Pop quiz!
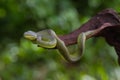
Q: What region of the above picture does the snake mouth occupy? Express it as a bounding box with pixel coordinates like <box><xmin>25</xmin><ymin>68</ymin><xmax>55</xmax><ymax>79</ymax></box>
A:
<box><xmin>24</xmin><ymin>33</ymin><xmax>37</xmax><ymax>41</ymax></box>
<box><xmin>24</xmin><ymin>35</ymin><xmax>36</xmax><ymax>40</ymax></box>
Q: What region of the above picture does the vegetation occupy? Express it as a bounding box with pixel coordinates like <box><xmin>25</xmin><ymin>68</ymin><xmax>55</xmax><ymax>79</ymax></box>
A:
<box><xmin>0</xmin><ymin>0</ymin><xmax>120</xmax><ymax>80</ymax></box>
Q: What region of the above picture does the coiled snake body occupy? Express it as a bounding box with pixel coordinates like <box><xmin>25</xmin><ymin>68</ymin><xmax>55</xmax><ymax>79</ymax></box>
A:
<box><xmin>24</xmin><ymin>29</ymin><xmax>97</xmax><ymax>62</ymax></box>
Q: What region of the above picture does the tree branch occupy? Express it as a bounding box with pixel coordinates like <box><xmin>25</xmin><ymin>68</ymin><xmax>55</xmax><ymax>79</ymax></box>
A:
<box><xmin>59</xmin><ymin>8</ymin><xmax>120</xmax><ymax>46</ymax></box>
<box><xmin>58</xmin><ymin>8</ymin><xmax>120</xmax><ymax>64</ymax></box>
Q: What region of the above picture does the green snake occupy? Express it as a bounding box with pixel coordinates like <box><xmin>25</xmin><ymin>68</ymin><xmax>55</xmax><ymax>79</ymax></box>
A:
<box><xmin>24</xmin><ymin>29</ymin><xmax>96</xmax><ymax>62</ymax></box>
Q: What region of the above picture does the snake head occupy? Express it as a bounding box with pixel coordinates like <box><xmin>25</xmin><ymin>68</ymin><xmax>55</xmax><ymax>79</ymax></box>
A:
<box><xmin>24</xmin><ymin>31</ymin><xmax>37</xmax><ymax>41</ymax></box>
<box><xmin>24</xmin><ymin>29</ymin><xmax>57</xmax><ymax>48</ymax></box>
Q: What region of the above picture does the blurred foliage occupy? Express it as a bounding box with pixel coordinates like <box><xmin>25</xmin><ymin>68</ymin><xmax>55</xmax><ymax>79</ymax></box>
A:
<box><xmin>0</xmin><ymin>0</ymin><xmax>120</xmax><ymax>80</ymax></box>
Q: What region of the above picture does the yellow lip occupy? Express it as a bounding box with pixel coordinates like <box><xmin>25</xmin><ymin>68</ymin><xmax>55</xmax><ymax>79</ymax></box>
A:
<box><xmin>24</xmin><ymin>35</ymin><xmax>36</xmax><ymax>40</ymax></box>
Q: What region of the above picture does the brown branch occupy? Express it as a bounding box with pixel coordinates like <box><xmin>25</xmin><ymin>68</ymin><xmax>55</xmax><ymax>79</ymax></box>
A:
<box><xmin>59</xmin><ymin>8</ymin><xmax>120</xmax><ymax>46</ymax></box>
<box><xmin>58</xmin><ymin>8</ymin><xmax>120</xmax><ymax>64</ymax></box>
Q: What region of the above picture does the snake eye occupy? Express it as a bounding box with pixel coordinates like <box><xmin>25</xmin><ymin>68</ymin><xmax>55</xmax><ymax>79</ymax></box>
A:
<box><xmin>24</xmin><ymin>31</ymin><xmax>37</xmax><ymax>40</ymax></box>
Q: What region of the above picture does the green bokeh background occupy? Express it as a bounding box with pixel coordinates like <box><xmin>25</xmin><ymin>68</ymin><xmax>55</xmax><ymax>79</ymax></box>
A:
<box><xmin>0</xmin><ymin>0</ymin><xmax>120</xmax><ymax>80</ymax></box>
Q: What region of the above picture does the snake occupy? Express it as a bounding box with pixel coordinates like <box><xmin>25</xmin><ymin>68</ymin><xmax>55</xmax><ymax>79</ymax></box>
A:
<box><xmin>24</xmin><ymin>29</ymin><xmax>96</xmax><ymax>62</ymax></box>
